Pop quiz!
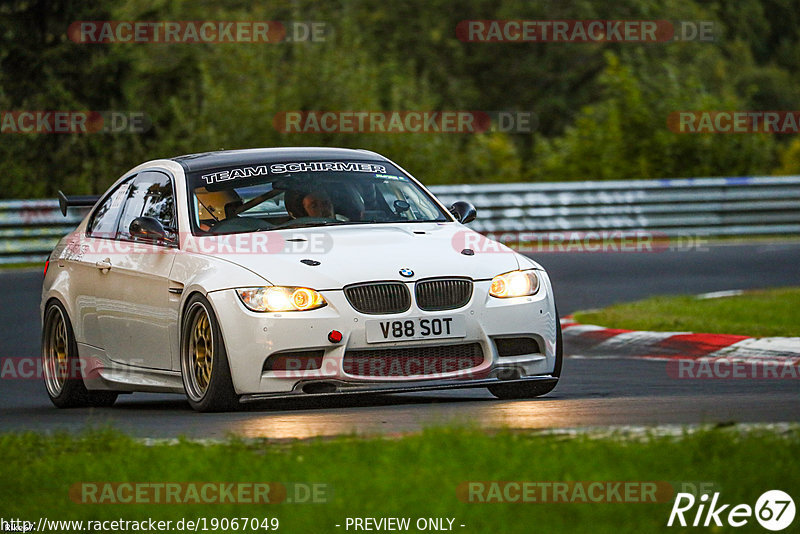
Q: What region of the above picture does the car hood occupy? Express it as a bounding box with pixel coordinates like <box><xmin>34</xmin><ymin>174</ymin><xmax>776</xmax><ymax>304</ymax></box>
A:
<box><xmin>198</xmin><ymin>223</ymin><xmax>522</xmax><ymax>289</ymax></box>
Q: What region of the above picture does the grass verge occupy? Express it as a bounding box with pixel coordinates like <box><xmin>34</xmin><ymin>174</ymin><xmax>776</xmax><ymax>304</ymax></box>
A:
<box><xmin>0</xmin><ymin>261</ymin><xmax>43</xmax><ymax>271</ymax></box>
<box><xmin>573</xmin><ymin>287</ymin><xmax>800</xmax><ymax>337</ymax></box>
<box><xmin>0</xmin><ymin>426</ymin><xmax>797</xmax><ymax>533</ymax></box>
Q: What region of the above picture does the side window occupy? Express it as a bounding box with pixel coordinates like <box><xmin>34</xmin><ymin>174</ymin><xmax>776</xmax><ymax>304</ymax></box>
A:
<box><xmin>117</xmin><ymin>171</ymin><xmax>176</xmax><ymax>244</ymax></box>
<box><xmin>87</xmin><ymin>181</ymin><xmax>132</xmax><ymax>239</ymax></box>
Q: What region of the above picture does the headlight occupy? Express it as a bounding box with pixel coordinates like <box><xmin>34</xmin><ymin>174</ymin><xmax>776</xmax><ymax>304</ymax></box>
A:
<box><xmin>489</xmin><ymin>270</ymin><xmax>540</xmax><ymax>298</ymax></box>
<box><xmin>236</xmin><ymin>287</ymin><xmax>327</xmax><ymax>312</ymax></box>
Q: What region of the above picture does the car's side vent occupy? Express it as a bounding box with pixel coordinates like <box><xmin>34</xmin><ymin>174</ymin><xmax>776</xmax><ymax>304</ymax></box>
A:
<box><xmin>493</xmin><ymin>337</ymin><xmax>542</xmax><ymax>357</ymax></box>
<box><xmin>344</xmin><ymin>282</ymin><xmax>411</xmax><ymax>314</ymax></box>
<box><xmin>263</xmin><ymin>349</ymin><xmax>325</xmax><ymax>372</ymax></box>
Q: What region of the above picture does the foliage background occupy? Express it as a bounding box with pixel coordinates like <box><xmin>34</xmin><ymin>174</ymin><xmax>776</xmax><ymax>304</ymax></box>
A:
<box><xmin>2</xmin><ymin>0</ymin><xmax>800</xmax><ymax>198</ymax></box>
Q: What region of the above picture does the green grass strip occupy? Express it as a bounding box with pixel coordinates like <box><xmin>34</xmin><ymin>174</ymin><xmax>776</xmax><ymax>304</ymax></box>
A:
<box><xmin>573</xmin><ymin>287</ymin><xmax>800</xmax><ymax>337</ymax></box>
<box><xmin>0</xmin><ymin>426</ymin><xmax>797</xmax><ymax>533</ymax></box>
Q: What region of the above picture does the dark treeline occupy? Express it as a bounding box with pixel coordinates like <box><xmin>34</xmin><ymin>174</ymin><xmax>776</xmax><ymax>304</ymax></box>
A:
<box><xmin>1</xmin><ymin>0</ymin><xmax>800</xmax><ymax>198</ymax></box>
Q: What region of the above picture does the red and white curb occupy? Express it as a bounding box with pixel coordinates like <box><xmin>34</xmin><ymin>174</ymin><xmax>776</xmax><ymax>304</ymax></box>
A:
<box><xmin>560</xmin><ymin>316</ymin><xmax>800</xmax><ymax>378</ymax></box>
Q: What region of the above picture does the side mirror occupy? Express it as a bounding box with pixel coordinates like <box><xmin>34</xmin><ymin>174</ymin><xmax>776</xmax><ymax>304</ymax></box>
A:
<box><xmin>129</xmin><ymin>216</ymin><xmax>167</xmax><ymax>241</ymax></box>
<box><xmin>449</xmin><ymin>201</ymin><xmax>477</xmax><ymax>224</ymax></box>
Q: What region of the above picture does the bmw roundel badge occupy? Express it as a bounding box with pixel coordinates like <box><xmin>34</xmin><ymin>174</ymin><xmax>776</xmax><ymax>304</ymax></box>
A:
<box><xmin>399</xmin><ymin>268</ymin><xmax>414</xmax><ymax>278</ymax></box>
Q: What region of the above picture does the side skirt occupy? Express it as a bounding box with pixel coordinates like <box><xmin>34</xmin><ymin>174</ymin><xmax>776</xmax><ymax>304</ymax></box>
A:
<box><xmin>76</xmin><ymin>343</ymin><xmax>184</xmax><ymax>393</ymax></box>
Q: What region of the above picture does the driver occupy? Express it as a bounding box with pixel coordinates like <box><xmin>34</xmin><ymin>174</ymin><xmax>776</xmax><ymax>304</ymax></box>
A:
<box><xmin>285</xmin><ymin>189</ymin><xmax>335</xmax><ymax>219</ymax></box>
<box><xmin>302</xmin><ymin>190</ymin><xmax>335</xmax><ymax>218</ymax></box>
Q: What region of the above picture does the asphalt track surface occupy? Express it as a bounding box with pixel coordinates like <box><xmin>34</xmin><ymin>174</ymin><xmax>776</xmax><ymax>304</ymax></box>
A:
<box><xmin>1</xmin><ymin>242</ymin><xmax>798</xmax><ymax>438</ymax></box>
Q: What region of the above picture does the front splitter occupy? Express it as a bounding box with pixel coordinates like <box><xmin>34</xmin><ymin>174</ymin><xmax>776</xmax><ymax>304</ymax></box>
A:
<box><xmin>239</xmin><ymin>375</ymin><xmax>558</xmax><ymax>403</ymax></box>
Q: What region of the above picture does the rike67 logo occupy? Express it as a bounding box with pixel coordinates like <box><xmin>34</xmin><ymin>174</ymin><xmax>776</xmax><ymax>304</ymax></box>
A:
<box><xmin>668</xmin><ymin>490</ymin><xmax>795</xmax><ymax>530</ymax></box>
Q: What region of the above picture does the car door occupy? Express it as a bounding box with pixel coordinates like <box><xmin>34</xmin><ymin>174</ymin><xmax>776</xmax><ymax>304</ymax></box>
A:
<box><xmin>67</xmin><ymin>178</ymin><xmax>133</xmax><ymax>351</ymax></box>
<box><xmin>93</xmin><ymin>170</ymin><xmax>179</xmax><ymax>370</ymax></box>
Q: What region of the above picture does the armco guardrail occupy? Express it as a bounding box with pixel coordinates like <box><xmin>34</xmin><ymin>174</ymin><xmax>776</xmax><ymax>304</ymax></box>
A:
<box><xmin>431</xmin><ymin>176</ymin><xmax>800</xmax><ymax>237</ymax></box>
<box><xmin>0</xmin><ymin>200</ymin><xmax>87</xmax><ymax>265</ymax></box>
<box><xmin>1</xmin><ymin>176</ymin><xmax>799</xmax><ymax>265</ymax></box>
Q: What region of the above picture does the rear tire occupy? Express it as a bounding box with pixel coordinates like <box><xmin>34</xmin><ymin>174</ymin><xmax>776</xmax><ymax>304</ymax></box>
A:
<box><xmin>488</xmin><ymin>309</ymin><xmax>563</xmax><ymax>400</ymax></box>
<box><xmin>42</xmin><ymin>300</ymin><xmax>118</xmax><ymax>408</ymax></box>
<box><xmin>180</xmin><ymin>294</ymin><xmax>239</xmax><ymax>412</ymax></box>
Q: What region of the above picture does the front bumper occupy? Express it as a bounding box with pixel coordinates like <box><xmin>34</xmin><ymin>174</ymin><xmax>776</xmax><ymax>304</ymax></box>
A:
<box><xmin>208</xmin><ymin>275</ymin><xmax>558</xmax><ymax>396</ymax></box>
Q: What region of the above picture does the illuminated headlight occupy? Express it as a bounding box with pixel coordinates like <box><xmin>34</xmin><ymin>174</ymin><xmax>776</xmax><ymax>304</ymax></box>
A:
<box><xmin>489</xmin><ymin>270</ymin><xmax>540</xmax><ymax>298</ymax></box>
<box><xmin>236</xmin><ymin>287</ymin><xmax>327</xmax><ymax>312</ymax></box>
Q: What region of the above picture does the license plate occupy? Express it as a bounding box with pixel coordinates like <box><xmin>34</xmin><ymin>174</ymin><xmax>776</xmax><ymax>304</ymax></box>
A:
<box><xmin>365</xmin><ymin>316</ymin><xmax>466</xmax><ymax>343</ymax></box>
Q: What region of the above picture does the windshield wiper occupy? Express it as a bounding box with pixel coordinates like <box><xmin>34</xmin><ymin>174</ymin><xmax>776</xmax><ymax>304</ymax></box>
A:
<box><xmin>273</xmin><ymin>220</ymin><xmax>355</xmax><ymax>230</ymax></box>
<box><xmin>271</xmin><ymin>219</ymin><xmax>443</xmax><ymax>231</ymax></box>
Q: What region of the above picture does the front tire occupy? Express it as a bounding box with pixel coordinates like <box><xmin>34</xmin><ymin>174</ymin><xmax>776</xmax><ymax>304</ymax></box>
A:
<box><xmin>488</xmin><ymin>311</ymin><xmax>563</xmax><ymax>400</ymax></box>
<box><xmin>180</xmin><ymin>294</ymin><xmax>239</xmax><ymax>412</ymax></box>
<box><xmin>42</xmin><ymin>300</ymin><xmax>118</xmax><ymax>408</ymax></box>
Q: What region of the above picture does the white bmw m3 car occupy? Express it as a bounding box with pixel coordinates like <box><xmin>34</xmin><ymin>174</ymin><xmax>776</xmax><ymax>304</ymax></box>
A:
<box><xmin>42</xmin><ymin>148</ymin><xmax>561</xmax><ymax>411</ymax></box>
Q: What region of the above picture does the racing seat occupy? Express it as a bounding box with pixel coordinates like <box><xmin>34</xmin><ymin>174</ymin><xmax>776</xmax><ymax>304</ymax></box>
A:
<box><xmin>283</xmin><ymin>189</ymin><xmax>307</xmax><ymax>218</ymax></box>
<box><xmin>330</xmin><ymin>184</ymin><xmax>365</xmax><ymax>221</ymax></box>
<box><xmin>224</xmin><ymin>200</ymin><xmax>244</xmax><ymax>219</ymax></box>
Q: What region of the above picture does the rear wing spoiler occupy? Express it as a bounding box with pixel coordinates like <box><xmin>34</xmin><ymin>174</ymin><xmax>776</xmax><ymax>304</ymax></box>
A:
<box><xmin>57</xmin><ymin>191</ymin><xmax>100</xmax><ymax>216</ymax></box>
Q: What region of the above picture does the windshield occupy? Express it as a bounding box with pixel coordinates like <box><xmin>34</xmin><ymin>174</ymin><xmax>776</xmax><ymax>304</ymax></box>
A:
<box><xmin>187</xmin><ymin>160</ymin><xmax>450</xmax><ymax>235</ymax></box>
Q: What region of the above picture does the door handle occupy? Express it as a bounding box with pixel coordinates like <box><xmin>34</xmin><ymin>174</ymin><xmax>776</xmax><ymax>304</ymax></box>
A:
<box><xmin>95</xmin><ymin>258</ymin><xmax>112</xmax><ymax>271</ymax></box>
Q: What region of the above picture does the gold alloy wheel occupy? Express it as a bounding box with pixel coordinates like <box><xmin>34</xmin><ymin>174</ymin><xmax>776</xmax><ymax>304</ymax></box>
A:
<box><xmin>186</xmin><ymin>304</ymin><xmax>214</xmax><ymax>400</ymax></box>
<box><xmin>43</xmin><ymin>306</ymin><xmax>69</xmax><ymax>397</ymax></box>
